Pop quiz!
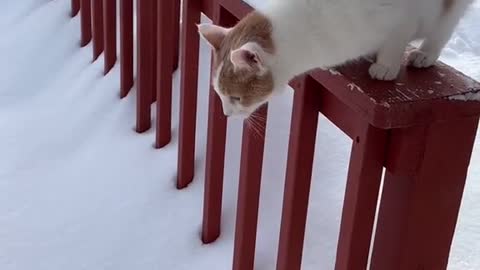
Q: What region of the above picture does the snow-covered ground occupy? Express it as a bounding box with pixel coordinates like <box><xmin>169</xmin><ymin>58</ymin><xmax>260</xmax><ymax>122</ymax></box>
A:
<box><xmin>0</xmin><ymin>0</ymin><xmax>479</xmax><ymax>269</ymax></box>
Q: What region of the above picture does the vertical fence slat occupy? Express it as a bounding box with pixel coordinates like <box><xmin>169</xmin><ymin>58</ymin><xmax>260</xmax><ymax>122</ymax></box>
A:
<box><xmin>201</xmin><ymin>4</ymin><xmax>237</xmax><ymax>244</ymax></box>
<box><xmin>80</xmin><ymin>0</ymin><xmax>91</xmax><ymax>47</ymax></box>
<box><xmin>155</xmin><ymin>0</ymin><xmax>175</xmax><ymax>148</ymax></box>
<box><xmin>334</xmin><ymin>124</ymin><xmax>387</xmax><ymax>270</ymax></box>
<box><xmin>202</xmin><ymin>86</ymin><xmax>228</xmax><ymax>243</ymax></box>
<box><xmin>136</xmin><ymin>0</ymin><xmax>156</xmax><ymax>132</ymax></box>
<box><xmin>177</xmin><ymin>0</ymin><xmax>201</xmax><ymax>189</ymax></box>
<box><xmin>172</xmin><ymin>0</ymin><xmax>181</xmax><ymax>71</ymax></box>
<box><xmin>232</xmin><ymin>107</ymin><xmax>268</xmax><ymax>270</ymax></box>
<box><xmin>103</xmin><ymin>0</ymin><xmax>117</xmax><ymax>74</ymax></box>
<box><xmin>91</xmin><ymin>0</ymin><xmax>104</xmax><ymax>60</ymax></box>
<box><xmin>120</xmin><ymin>0</ymin><xmax>133</xmax><ymax>98</ymax></box>
<box><xmin>71</xmin><ymin>0</ymin><xmax>80</xmax><ymax>17</ymax></box>
<box><xmin>276</xmin><ymin>75</ymin><xmax>319</xmax><ymax>270</ymax></box>
<box><xmin>151</xmin><ymin>1</ymin><xmax>158</xmax><ymax>104</ymax></box>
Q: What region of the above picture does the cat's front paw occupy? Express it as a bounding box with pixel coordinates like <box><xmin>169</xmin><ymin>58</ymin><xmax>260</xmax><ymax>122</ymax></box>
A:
<box><xmin>369</xmin><ymin>63</ymin><xmax>400</xmax><ymax>81</ymax></box>
<box><xmin>408</xmin><ymin>49</ymin><xmax>438</xmax><ymax>68</ymax></box>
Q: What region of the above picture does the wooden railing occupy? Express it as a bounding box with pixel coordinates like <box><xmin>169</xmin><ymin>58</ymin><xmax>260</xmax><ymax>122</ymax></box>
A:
<box><xmin>71</xmin><ymin>1</ymin><xmax>480</xmax><ymax>269</ymax></box>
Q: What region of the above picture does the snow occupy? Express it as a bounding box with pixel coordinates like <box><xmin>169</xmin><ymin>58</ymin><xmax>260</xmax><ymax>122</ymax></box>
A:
<box><xmin>0</xmin><ymin>1</ymin><xmax>479</xmax><ymax>270</ymax></box>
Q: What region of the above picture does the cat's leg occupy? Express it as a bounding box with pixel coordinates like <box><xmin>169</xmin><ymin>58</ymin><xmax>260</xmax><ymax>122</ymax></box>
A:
<box><xmin>408</xmin><ymin>5</ymin><xmax>467</xmax><ymax>68</ymax></box>
<box><xmin>369</xmin><ymin>23</ymin><xmax>416</xmax><ymax>81</ymax></box>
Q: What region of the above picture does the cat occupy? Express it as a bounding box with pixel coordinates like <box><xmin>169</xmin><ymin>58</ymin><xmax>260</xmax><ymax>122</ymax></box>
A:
<box><xmin>198</xmin><ymin>0</ymin><xmax>474</xmax><ymax>118</ymax></box>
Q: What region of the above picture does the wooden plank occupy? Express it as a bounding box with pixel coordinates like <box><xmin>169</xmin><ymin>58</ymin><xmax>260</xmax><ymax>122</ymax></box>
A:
<box><xmin>177</xmin><ymin>0</ymin><xmax>202</xmax><ymax>189</ymax></box>
<box><xmin>80</xmin><ymin>0</ymin><xmax>91</xmax><ymax>47</ymax></box>
<box><xmin>103</xmin><ymin>0</ymin><xmax>116</xmax><ymax>74</ymax></box>
<box><xmin>276</xmin><ymin>75</ymin><xmax>320</xmax><ymax>270</ymax></box>
<box><xmin>120</xmin><ymin>0</ymin><xmax>134</xmax><ymax>98</ymax></box>
<box><xmin>371</xmin><ymin>117</ymin><xmax>479</xmax><ymax>270</ymax></box>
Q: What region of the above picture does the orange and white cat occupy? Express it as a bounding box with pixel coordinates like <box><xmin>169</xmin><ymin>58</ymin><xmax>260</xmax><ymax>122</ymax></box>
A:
<box><xmin>198</xmin><ymin>0</ymin><xmax>474</xmax><ymax>118</ymax></box>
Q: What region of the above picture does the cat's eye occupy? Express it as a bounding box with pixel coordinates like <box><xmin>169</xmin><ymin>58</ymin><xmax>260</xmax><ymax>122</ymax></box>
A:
<box><xmin>230</xmin><ymin>96</ymin><xmax>241</xmax><ymax>103</ymax></box>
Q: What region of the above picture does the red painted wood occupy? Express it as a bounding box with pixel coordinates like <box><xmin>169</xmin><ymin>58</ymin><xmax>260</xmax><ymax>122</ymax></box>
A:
<box><xmin>276</xmin><ymin>75</ymin><xmax>319</xmax><ymax>270</ymax></box>
<box><xmin>172</xmin><ymin>0</ymin><xmax>181</xmax><ymax>71</ymax></box>
<box><xmin>103</xmin><ymin>0</ymin><xmax>116</xmax><ymax>75</ymax></box>
<box><xmin>120</xmin><ymin>0</ymin><xmax>133</xmax><ymax>98</ymax></box>
<box><xmin>218</xmin><ymin>0</ymin><xmax>253</xmax><ymax>18</ymax></box>
<box><xmin>177</xmin><ymin>0</ymin><xmax>201</xmax><ymax>189</ymax></box>
<box><xmin>310</xmin><ymin>56</ymin><xmax>480</xmax><ymax>129</ymax></box>
<box><xmin>135</xmin><ymin>0</ymin><xmax>156</xmax><ymax>133</ymax></box>
<box><xmin>80</xmin><ymin>0</ymin><xmax>91</xmax><ymax>47</ymax></box>
<box><xmin>334</xmin><ymin>123</ymin><xmax>387</xmax><ymax>270</ymax></box>
<box><xmin>371</xmin><ymin>117</ymin><xmax>479</xmax><ymax>270</ymax></box>
<box><xmin>91</xmin><ymin>0</ymin><xmax>104</xmax><ymax>61</ymax></box>
<box><xmin>232</xmin><ymin>106</ymin><xmax>268</xmax><ymax>270</ymax></box>
<box><xmin>155</xmin><ymin>0</ymin><xmax>175</xmax><ymax>148</ymax></box>
<box><xmin>151</xmin><ymin>0</ymin><xmax>158</xmax><ymax>105</ymax></box>
<box><xmin>201</xmin><ymin>4</ymin><xmax>238</xmax><ymax>244</ymax></box>
<box><xmin>202</xmin><ymin>86</ymin><xmax>228</xmax><ymax>244</ymax></box>
<box><xmin>71</xmin><ymin>0</ymin><xmax>80</xmax><ymax>17</ymax></box>
<box><xmin>201</xmin><ymin>0</ymin><xmax>215</xmax><ymax>18</ymax></box>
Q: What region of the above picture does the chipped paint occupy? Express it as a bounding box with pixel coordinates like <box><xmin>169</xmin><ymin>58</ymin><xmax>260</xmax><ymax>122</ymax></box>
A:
<box><xmin>380</xmin><ymin>101</ymin><xmax>391</xmax><ymax>108</ymax></box>
<box><xmin>328</xmin><ymin>69</ymin><xmax>342</xmax><ymax>76</ymax></box>
<box><xmin>395</xmin><ymin>88</ymin><xmax>413</xmax><ymax>100</ymax></box>
<box><xmin>448</xmin><ymin>91</ymin><xmax>480</xmax><ymax>101</ymax></box>
<box><xmin>347</xmin><ymin>82</ymin><xmax>363</xmax><ymax>93</ymax></box>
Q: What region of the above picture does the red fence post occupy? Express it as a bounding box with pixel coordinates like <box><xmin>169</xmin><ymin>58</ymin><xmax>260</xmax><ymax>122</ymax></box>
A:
<box><xmin>91</xmin><ymin>0</ymin><xmax>104</xmax><ymax>61</ymax></box>
<box><xmin>155</xmin><ymin>0</ymin><xmax>176</xmax><ymax>148</ymax></box>
<box><xmin>136</xmin><ymin>0</ymin><xmax>156</xmax><ymax>133</ymax></box>
<box><xmin>276</xmin><ymin>75</ymin><xmax>319</xmax><ymax>270</ymax></box>
<box><xmin>334</xmin><ymin>123</ymin><xmax>387</xmax><ymax>270</ymax></box>
<box><xmin>202</xmin><ymin>85</ymin><xmax>228</xmax><ymax>243</ymax></box>
<box><xmin>177</xmin><ymin>0</ymin><xmax>201</xmax><ymax>189</ymax></box>
<box><xmin>370</xmin><ymin>117</ymin><xmax>479</xmax><ymax>270</ymax></box>
<box><xmin>120</xmin><ymin>0</ymin><xmax>133</xmax><ymax>98</ymax></box>
<box><xmin>172</xmin><ymin>0</ymin><xmax>181</xmax><ymax>71</ymax></box>
<box><xmin>201</xmin><ymin>4</ymin><xmax>237</xmax><ymax>244</ymax></box>
<box><xmin>103</xmin><ymin>0</ymin><xmax>117</xmax><ymax>74</ymax></box>
<box><xmin>80</xmin><ymin>0</ymin><xmax>91</xmax><ymax>47</ymax></box>
<box><xmin>71</xmin><ymin>0</ymin><xmax>80</xmax><ymax>17</ymax></box>
<box><xmin>232</xmin><ymin>106</ymin><xmax>268</xmax><ymax>270</ymax></box>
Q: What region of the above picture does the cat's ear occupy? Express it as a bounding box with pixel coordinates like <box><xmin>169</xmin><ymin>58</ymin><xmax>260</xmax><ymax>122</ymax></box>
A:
<box><xmin>197</xmin><ymin>23</ymin><xmax>230</xmax><ymax>50</ymax></box>
<box><xmin>230</xmin><ymin>42</ymin><xmax>269</xmax><ymax>74</ymax></box>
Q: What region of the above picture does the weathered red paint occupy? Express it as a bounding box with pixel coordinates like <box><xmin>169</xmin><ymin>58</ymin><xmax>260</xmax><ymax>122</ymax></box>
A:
<box><xmin>135</xmin><ymin>0</ymin><xmax>156</xmax><ymax>133</ymax></box>
<box><xmin>334</xmin><ymin>123</ymin><xmax>387</xmax><ymax>270</ymax></box>
<box><xmin>177</xmin><ymin>0</ymin><xmax>201</xmax><ymax>189</ymax></box>
<box><xmin>276</xmin><ymin>75</ymin><xmax>320</xmax><ymax>270</ymax></box>
<box><xmin>201</xmin><ymin>5</ymin><xmax>238</xmax><ymax>244</ymax></box>
<box><xmin>71</xmin><ymin>0</ymin><xmax>80</xmax><ymax>17</ymax></box>
<box><xmin>120</xmin><ymin>0</ymin><xmax>133</xmax><ymax>98</ymax></box>
<box><xmin>91</xmin><ymin>0</ymin><xmax>104</xmax><ymax>61</ymax></box>
<box><xmin>103</xmin><ymin>0</ymin><xmax>116</xmax><ymax>74</ymax></box>
<box><xmin>232</xmin><ymin>105</ymin><xmax>268</xmax><ymax>270</ymax></box>
<box><xmin>202</xmin><ymin>86</ymin><xmax>228</xmax><ymax>244</ymax></box>
<box><xmin>80</xmin><ymin>0</ymin><xmax>91</xmax><ymax>47</ymax></box>
<box><xmin>371</xmin><ymin>118</ymin><xmax>479</xmax><ymax>270</ymax></box>
<box><xmin>172</xmin><ymin>0</ymin><xmax>181</xmax><ymax>71</ymax></box>
<box><xmin>155</xmin><ymin>0</ymin><xmax>175</xmax><ymax>148</ymax></box>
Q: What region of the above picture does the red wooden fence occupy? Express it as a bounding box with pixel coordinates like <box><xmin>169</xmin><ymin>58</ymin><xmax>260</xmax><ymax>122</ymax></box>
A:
<box><xmin>72</xmin><ymin>1</ymin><xmax>480</xmax><ymax>269</ymax></box>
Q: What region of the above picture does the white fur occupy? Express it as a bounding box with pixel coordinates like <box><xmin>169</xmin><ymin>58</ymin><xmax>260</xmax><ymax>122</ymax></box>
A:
<box><xmin>257</xmin><ymin>0</ymin><xmax>474</xmax><ymax>88</ymax></box>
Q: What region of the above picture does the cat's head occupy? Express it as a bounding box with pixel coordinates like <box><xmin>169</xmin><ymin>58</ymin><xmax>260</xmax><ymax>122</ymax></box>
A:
<box><xmin>198</xmin><ymin>12</ymin><xmax>275</xmax><ymax>118</ymax></box>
